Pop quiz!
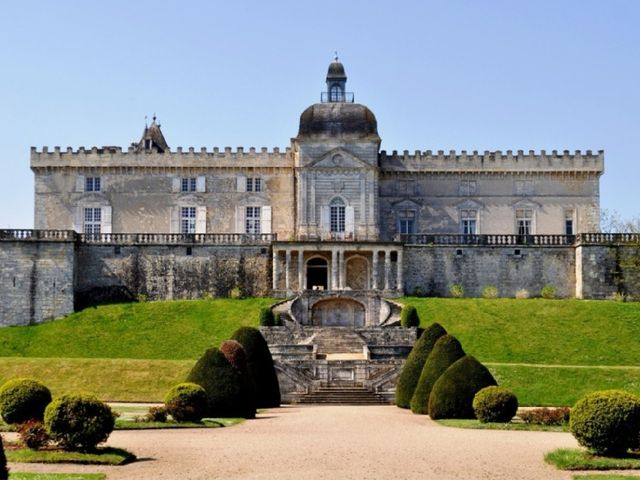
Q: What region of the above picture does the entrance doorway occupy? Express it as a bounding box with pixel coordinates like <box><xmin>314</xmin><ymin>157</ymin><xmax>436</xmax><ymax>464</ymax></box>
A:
<box><xmin>306</xmin><ymin>257</ymin><xmax>328</xmax><ymax>290</ymax></box>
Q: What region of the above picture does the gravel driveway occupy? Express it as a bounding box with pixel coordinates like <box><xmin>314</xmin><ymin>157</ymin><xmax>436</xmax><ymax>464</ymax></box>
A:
<box><xmin>7</xmin><ymin>405</ymin><xmax>597</xmax><ymax>479</ymax></box>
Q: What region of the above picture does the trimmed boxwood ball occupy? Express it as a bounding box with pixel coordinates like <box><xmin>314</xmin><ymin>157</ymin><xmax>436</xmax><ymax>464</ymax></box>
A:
<box><xmin>186</xmin><ymin>347</ymin><xmax>256</xmax><ymax>418</ymax></box>
<box><xmin>164</xmin><ymin>383</ymin><xmax>208</xmax><ymax>422</ymax></box>
<box><xmin>395</xmin><ymin>323</ymin><xmax>447</xmax><ymax>409</ymax></box>
<box><xmin>0</xmin><ymin>435</ymin><xmax>8</xmax><ymax>480</ymax></box>
<box><xmin>410</xmin><ymin>335</ymin><xmax>465</xmax><ymax>415</ymax></box>
<box><xmin>400</xmin><ymin>305</ymin><xmax>420</xmax><ymax>328</ymax></box>
<box><xmin>44</xmin><ymin>393</ymin><xmax>114</xmax><ymax>451</ymax></box>
<box><xmin>472</xmin><ymin>386</ymin><xmax>518</xmax><ymax>423</ymax></box>
<box><xmin>231</xmin><ymin>327</ymin><xmax>281</xmax><ymax>408</ymax></box>
<box><xmin>259</xmin><ymin>307</ymin><xmax>275</xmax><ymax>327</ymax></box>
<box><xmin>428</xmin><ymin>355</ymin><xmax>497</xmax><ymax>419</ymax></box>
<box><xmin>0</xmin><ymin>378</ymin><xmax>52</xmax><ymax>424</ymax></box>
<box><xmin>570</xmin><ymin>390</ymin><xmax>640</xmax><ymax>456</ymax></box>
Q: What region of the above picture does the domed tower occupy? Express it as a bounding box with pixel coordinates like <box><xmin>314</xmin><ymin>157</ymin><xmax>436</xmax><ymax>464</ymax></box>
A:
<box><xmin>293</xmin><ymin>57</ymin><xmax>381</xmax><ymax>241</ymax></box>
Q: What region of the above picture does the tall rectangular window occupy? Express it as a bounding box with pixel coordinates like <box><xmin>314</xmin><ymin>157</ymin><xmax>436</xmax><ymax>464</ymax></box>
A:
<box><xmin>460</xmin><ymin>209</ymin><xmax>477</xmax><ymax>235</ymax></box>
<box><xmin>398</xmin><ymin>209</ymin><xmax>416</xmax><ymax>234</ymax></box>
<box><xmin>330</xmin><ymin>200</ymin><xmax>346</xmax><ymax>233</ymax></box>
<box><xmin>516</xmin><ymin>209</ymin><xmax>533</xmax><ymax>235</ymax></box>
<box><xmin>245</xmin><ymin>206</ymin><xmax>261</xmax><ymax>234</ymax></box>
<box><xmin>86</xmin><ymin>177</ymin><xmax>101</xmax><ymax>192</ymax></box>
<box><xmin>565</xmin><ymin>210</ymin><xmax>575</xmax><ymax>235</ymax></box>
<box><xmin>181</xmin><ymin>207</ymin><xmax>196</xmax><ymax>234</ymax></box>
<box><xmin>246</xmin><ymin>177</ymin><xmax>262</xmax><ymax>192</ymax></box>
<box><xmin>84</xmin><ymin>207</ymin><xmax>101</xmax><ymax>237</ymax></box>
<box><xmin>181</xmin><ymin>178</ymin><xmax>197</xmax><ymax>192</ymax></box>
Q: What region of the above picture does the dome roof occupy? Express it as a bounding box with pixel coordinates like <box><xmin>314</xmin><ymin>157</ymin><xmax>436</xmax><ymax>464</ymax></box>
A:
<box><xmin>326</xmin><ymin>61</ymin><xmax>346</xmax><ymax>80</ymax></box>
<box><xmin>297</xmin><ymin>102</ymin><xmax>379</xmax><ymax>139</ymax></box>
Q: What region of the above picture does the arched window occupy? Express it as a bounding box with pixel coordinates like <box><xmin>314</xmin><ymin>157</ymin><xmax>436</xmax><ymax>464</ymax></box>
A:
<box><xmin>330</xmin><ymin>197</ymin><xmax>346</xmax><ymax>233</ymax></box>
<box><xmin>329</xmin><ymin>84</ymin><xmax>344</xmax><ymax>102</ymax></box>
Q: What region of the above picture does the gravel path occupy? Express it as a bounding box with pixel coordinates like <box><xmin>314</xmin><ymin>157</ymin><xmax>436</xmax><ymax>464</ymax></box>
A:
<box><xmin>6</xmin><ymin>405</ymin><xmax>597</xmax><ymax>479</ymax></box>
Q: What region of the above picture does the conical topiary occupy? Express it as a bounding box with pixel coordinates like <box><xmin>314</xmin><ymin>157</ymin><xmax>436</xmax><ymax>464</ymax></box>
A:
<box><xmin>231</xmin><ymin>327</ymin><xmax>281</xmax><ymax>408</ymax></box>
<box><xmin>428</xmin><ymin>355</ymin><xmax>497</xmax><ymax>419</ymax></box>
<box><xmin>395</xmin><ymin>322</ymin><xmax>447</xmax><ymax>409</ymax></box>
<box><xmin>220</xmin><ymin>339</ymin><xmax>257</xmax><ymax>414</ymax></box>
<box><xmin>410</xmin><ymin>334</ymin><xmax>465</xmax><ymax>415</ymax></box>
<box><xmin>186</xmin><ymin>347</ymin><xmax>256</xmax><ymax>418</ymax></box>
<box><xmin>0</xmin><ymin>435</ymin><xmax>8</xmax><ymax>480</ymax></box>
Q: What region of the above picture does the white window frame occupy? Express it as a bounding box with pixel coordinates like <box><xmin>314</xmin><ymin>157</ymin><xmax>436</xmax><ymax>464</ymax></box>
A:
<box><xmin>181</xmin><ymin>207</ymin><xmax>197</xmax><ymax>234</ymax></box>
<box><xmin>245</xmin><ymin>206</ymin><xmax>261</xmax><ymax>234</ymax></box>
<box><xmin>516</xmin><ymin>208</ymin><xmax>534</xmax><ymax>235</ymax></box>
<box><xmin>246</xmin><ymin>177</ymin><xmax>262</xmax><ymax>192</ymax></box>
<box><xmin>398</xmin><ymin>209</ymin><xmax>416</xmax><ymax>234</ymax></box>
<box><xmin>460</xmin><ymin>209</ymin><xmax>478</xmax><ymax>235</ymax></box>
<box><xmin>181</xmin><ymin>177</ymin><xmax>197</xmax><ymax>192</ymax></box>
<box><xmin>85</xmin><ymin>177</ymin><xmax>101</xmax><ymax>192</ymax></box>
<box><xmin>330</xmin><ymin>198</ymin><xmax>346</xmax><ymax>233</ymax></box>
<box><xmin>84</xmin><ymin>207</ymin><xmax>102</xmax><ymax>237</ymax></box>
<box><xmin>564</xmin><ymin>209</ymin><xmax>575</xmax><ymax>235</ymax></box>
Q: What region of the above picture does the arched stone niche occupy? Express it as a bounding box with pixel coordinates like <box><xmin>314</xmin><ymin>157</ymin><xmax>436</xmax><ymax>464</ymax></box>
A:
<box><xmin>346</xmin><ymin>255</ymin><xmax>369</xmax><ymax>290</ymax></box>
<box><xmin>311</xmin><ymin>297</ymin><xmax>365</xmax><ymax>327</ymax></box>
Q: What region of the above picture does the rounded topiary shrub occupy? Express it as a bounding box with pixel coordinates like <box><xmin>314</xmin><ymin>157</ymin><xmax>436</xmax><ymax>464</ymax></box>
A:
<box><xmin>0</xmin><ymin>378</ymin><xmax>52</xmax><ymax>424</ymax></box>
<box><xmin>400</xmin><ymin>305</ymin><xmax>420</xmax><ymax>328</ymax></box>
<box><xmin>186</xmin><ymin>347</ymin><xmax>256</xmax><ymax>418</ymax></box>
<box><xmin>428</xmin><ymin>355</ymin><xmax>497</xmax><ymax>420</ymax></box>
<box><xmin>472</xmin><ymin>386</ymin><xmax>518</xmax><ymax>423</ymax></box>
<box><xmin>410</xmin><ymin>335</ymin><xmax>465</xmax><ymax>415</ymax></box>
<box><xmin>164</xmin><ymin>383</ymin><xmax>208</xmax><ymax>422</ymax></box>
<box><xmin>231</xmin><ymin>327</ymin><xmax>281</xmax><ymax>409</ymax></box>
<box><xmin>259</xmin><ymin>307</ymin><xmax>275</xmax><ymax>327</ymax></box>
<box><xmin>395</xmin><ymin>323</ymin><xmax>447</xmax><ymax>409</ymax></box>
<box><xmin>44</xmin><ymin>393</ymin><xmax>115</xmax><ymax>451</ymax></box>
<box><xmin>569</xmin><ymin>390</ymin><xmax>640</xmax><ymax>456</ymax></box>
<box><xmin>220</xmin><ymin>340</ymin><xmax>248</xmax><ymax>371</ymax></box>
<box><xmin>0</xmin><ymin>435</ymin><xmax>8</xmax><ymax>480</ymax></box>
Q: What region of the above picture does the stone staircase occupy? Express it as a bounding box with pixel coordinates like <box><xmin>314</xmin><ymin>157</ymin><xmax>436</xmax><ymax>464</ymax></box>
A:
<box><xmin>294</xmin><ymin>385</ymin><xmax>390</xmax><ymax>405</ymax></box>
<box><xmin>309</xmin><ymin>328</ymin><xmax>367</xmax><ymax>359</ymax></box>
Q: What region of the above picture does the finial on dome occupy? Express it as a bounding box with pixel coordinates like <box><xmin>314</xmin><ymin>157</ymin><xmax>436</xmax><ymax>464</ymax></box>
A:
<box><xmin>334</xmin><ymin>51</ymin><xmax>339</xmax><ymax>62</ymax></box>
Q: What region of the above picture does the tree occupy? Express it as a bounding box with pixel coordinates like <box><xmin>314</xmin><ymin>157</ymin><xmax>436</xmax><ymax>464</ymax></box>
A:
<box><xmin>600</xmin><ymin>209</ymin><xmax>640</xmax><ymax>233</ymax></box>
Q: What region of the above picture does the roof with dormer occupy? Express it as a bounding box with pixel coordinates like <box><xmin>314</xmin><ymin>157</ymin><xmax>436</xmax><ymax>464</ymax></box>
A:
<box><xmin>135</xmin><ymin>116</ymin><xmax>169</xmax><ymax>153</ymax></box>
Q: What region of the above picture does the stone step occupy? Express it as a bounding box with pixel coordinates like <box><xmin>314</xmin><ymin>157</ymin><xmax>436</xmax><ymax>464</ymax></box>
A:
<box><xmin>293</xmin><ymin>386</ymin><xmax>390</xmax><ymax>405</ymax></box>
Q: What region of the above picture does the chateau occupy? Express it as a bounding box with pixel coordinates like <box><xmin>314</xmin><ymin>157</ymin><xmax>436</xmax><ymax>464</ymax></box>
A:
<box><xmin>1</xmin><ymin>58</ymin><xmax>638</xmax><ymax>327</ymax></box>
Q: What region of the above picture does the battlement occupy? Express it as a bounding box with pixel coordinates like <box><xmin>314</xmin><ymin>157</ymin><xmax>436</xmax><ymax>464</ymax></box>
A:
<box><xmin>379</xmin><ymin>149</ymin><xmax>604</xmax><ymax>173</ymax></box>
<box><xmin>30</xmin><ymin>145</ymin><xmax>293</xmax><ymax>169</ymax></box>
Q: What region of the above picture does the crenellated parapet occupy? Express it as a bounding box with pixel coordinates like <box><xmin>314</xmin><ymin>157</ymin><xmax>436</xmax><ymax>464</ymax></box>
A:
<box><xmin>30</xmin><ymin>145</ymin><xmax>293</xmax><ymax>170</ymax></box>
<box><xmin>379</xmin><ymin>149</ymin><xmax>604</xmax><ymax>174</ymax></box>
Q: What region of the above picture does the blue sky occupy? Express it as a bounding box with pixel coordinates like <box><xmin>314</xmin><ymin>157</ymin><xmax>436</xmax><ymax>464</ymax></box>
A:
<box><xmin>1</xmin><ymin>0</ymin><xmax>638</xmax><ymax>228</ymax></box>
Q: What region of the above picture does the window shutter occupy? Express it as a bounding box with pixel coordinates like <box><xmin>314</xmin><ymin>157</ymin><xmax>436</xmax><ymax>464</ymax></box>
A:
<box><xmin>170</xmin><ymin>207</ymin><xmax>180</xmax><ymax>234</ymax></box>
<box><xmin>320</xmin><ymin>206</ymin><xmax>330</xmax><ymax>237</ymax></box>
<box><xmin>345</xmin><ymin>206</ymin><xmax>355</xmax><ymax>235</ymax></box>
<box><xmin>196</xmin><ymin>206</ymin><xmax>207</xmax><ymax>233</ymax></box>
<box><xmin>196</xmin><ymin>176</ymin><xmax>206</xmax><ymax>193</ymax></box>
<box><xmin>74</xmin><ymin>206</ymin><xmax>84</xmax><ymax>233</ymax></box>
<box><xmin>101</xmin><ymin>206</ymin><xmax>112</xmax><ymax>234</ymax></box>
<box><xmin>172</xmin><ymin>177</ymin><xmax>181</xmax><ymax>193</ymax></box>
<box><xmin>236</xmin><ymin>206</ymin><xmax>246</xmax><ymax>233</ymax></box>
<box><xmin>76</xmin><ymin>175</ymin><xmax>85</xmax><ymax>193</ymax></box>
<box><xmin>261</xmin><ymin>206</ymin><xmax>272</xmax><ymax>234</ymax></box>
<box><xmin>236</xmin><ymin>175</ymin><xmax>246</xmax><ymax>192</ymax></box>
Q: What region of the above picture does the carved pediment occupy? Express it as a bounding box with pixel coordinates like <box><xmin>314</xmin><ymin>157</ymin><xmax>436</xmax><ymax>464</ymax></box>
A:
<box><xmin>456</xmin><ymin>199</ymin><xmax>484</xmax><ymax>210</ymax></box>
<box><xmin>512</xmin><ymin>198</ymin><xmax>542</xmax><ymax>209</ymax></box>
<box><xmin>307</xmin><ymin>148</ymin><xmax>372</xmax><ymax>170</ymax></box>
<box><xmin>391</xmin><ymin>198</ymin><xmax>423</xmax><ymax>207</ymax></box>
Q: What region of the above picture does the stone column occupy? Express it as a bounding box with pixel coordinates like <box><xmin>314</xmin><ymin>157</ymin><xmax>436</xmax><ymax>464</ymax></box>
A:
<box><xmin>397</xmin><ymin>248</ymin><xmax>404</xmax><ymax>293</ymax></box>
<box><xmin>331</xmin><ymin>249</ymin><xmax>338</xmax><ymax>291</ymax></box>
<box><xmin>372</xmin><ymin>251</ymin><xmax>379</xmax><ymax>290</ymax></box>
<box><xmin>384</xmin><ymin>250</ymin><xmax>391</xmax><ymax>291</ymax></box>
<box><xmin>272</xmin><ymin>249</ymin><xmax>279</xmax><ymax>291</ymax></box>
<box><xmin>338</xmin><ymin>250</ymin><xmax>344</xmax><ymax>290</ymax></box>
<box><xmin>298</xmin><ymin>249</ymin><xmax>305</xmax><ymax>291</ymax></box>
<box><xmin>285</xmin><ymin>250</ymin><xmax>291</xmax><ymax>292</ymax></box>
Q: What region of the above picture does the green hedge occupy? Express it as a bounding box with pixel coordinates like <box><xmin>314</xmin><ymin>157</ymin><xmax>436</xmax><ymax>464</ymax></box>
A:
<box><xmin>410</xmin><ymin>335</ymin><xmax>465</xmax><ymax>415</ymax></box>
<box><xmin>472</xmin><ymin>386</ymin><xmax>518</xmax><ymax>423</ymax></box>
<box><xmin>0</xmin><ymin>377</ymin><xmax>52</xmax><ymax>424</ymax></box>
<box><xmin>164</xmin><ymin>383</ymin><xmax>207</xmax><ymax>422</ymax></box>
<box><xmin>395</xmin><ymin>323</ymin><xmax>447</xmax><ymax>409</ymax></box>
<box><xmin>400</xmin><ymin>305</ymin><xmax>420</xmax><ymax>328</ymax></box>
<box><xmin>428</xmin><ymin>355</ymin><xmax>497</xmax><ymax>419</ymax></box>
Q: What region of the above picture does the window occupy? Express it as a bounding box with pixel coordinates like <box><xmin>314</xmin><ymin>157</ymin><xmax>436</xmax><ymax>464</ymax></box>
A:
<box><xmin>144</xmin><ymin>139</ymin><xmax>152</xmax><ymax>150</ymax></box>
<box><xmin>516</xmin><ymin>209</ymin><xmax>533</xmax><ymax>235</ymax></box>
<box><xmin>459</xmin><ymin>180</ymin><xmax>477</xmax><ymax>196</ymax></box>
<box><xmin>565</xmin><ymin>210</ymin><xmax>575</xmax><ymax>235</ymax></box>
<box><xmin>181</xmin><ymin>177</ymin><xmax>197</xmax><ymax>192</ymax></box>
<box><xmin>181</xmin><ymin>207</ymin><xmax>196</xmax><ymax>234</ymax></box>
<box><xmin>460</xmin><ymin>209</ymin><xmax>477</xmax><ymax>235</ymax></box>
<box><xmin>245</xmin><ymin>206</ymin><xmax>261</xmax><ymax>234</ymax></box>
<box><xmin>398</xmin><ymin>209</ymin><xmax>416</xmax><ymax>234</ymax></box>
<box><xmin>330</xmin><ymin>198</ymin><xmax>346</xmax><ymax>233</ymax></box>
<box><xmin>246</xmin><ymin>177</ymin><xmax>262</xmax><ymax>192</ymax></box>
<box><xmin>85</xmin><ymin>177</ymin><xmax>101</xmax><ymax>192</ymax></box>
<box><xmin>329</xmin><ymin>85</ymin><xmax>344</xmax><ymax>102</ymax></box>
<box><xmin>515</xmin><ymin>180</ymin><xmax>534</xmax><ymax>196</ymax></box>
<box><xmin>84</xmin><ymin>207</ymin><xmax>101</xmax><ymax>237</ymax></box>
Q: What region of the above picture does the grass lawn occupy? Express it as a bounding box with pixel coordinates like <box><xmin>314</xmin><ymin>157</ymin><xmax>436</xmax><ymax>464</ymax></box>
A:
<box><xmin>10</xmin><ymin>474</ymin><xmax>106</xmax><ymax>480</ymax></box>
<box><xmin>5</xmin><ymin>447</ymin><xmax>134</xmax><ymax>465</ymax></box>
<box><xmin>435</xmin><ymin>418</ymin><xmax>567</xmax><ymax>432</ymax></box>
<box><xmin>115</xmin><ymin>417</ymin><xmax>243</xmax><ymax>429</ymax></box>
<box><xmin>545</xmin><ymin>448</ymin><xmax>640</xmax><ymax>470</ymax></box>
